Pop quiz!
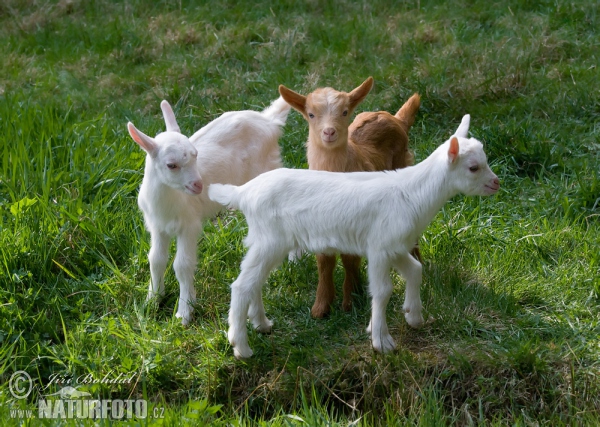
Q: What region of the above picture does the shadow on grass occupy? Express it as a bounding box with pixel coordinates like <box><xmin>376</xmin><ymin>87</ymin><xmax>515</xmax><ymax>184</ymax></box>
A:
<box><xmin>208</xmin><ymin>256</ymin><xmax>598</xmax><ymax>423</ymax></box>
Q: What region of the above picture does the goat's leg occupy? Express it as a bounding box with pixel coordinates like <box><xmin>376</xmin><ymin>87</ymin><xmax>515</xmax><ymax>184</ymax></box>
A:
<box><xmin>147</xmin><ymin>230</ymin><xmax>170</xmax><ymax>301</ymax></box>
<box><xmin>393</xmin><ymin>253</ymin><xmax>424</xmax><ymax>328</ymax></box>
<box><xmin>410</xmin><ymin>242</ymin><xmax>422</xmax><ymax>263</ymax></box>
<box><xmin>366</xmin><ymin>255</ymin><xmax>396</xmax><ymax>353</ymax></box>
<box><xmin>247</xmin><ymin>251</ymin><xmax>286</xmax><ymax>334</ymax></box>
<box><xmin>311</xmin><ymin>254</ymin><xmax>337</xmax><ymax>318</ymax></box>
<box><xmin>229</xmin><ymin>246</ymin><xmax>282</xmax><ymax>359</ymax></box>
<box><xmin>340</xmin><ymin>254</ymin><xmax>362</xmax><ymax>312</ymax></box>
<box><xmin>173</xmin><ymin>232</ymin><xmax>198</xmax><ymax>326</ymax></box>
<box><xmin>248</xmin><ymin>288</ymin><xmax>273</xmax><ymax>334</ymax></box>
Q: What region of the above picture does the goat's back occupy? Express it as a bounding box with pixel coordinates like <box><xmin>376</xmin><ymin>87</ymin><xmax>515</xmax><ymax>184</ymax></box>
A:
<box><xmin>348</xmin><ymin>111</ymin><xmax>414</xmax><ymax>171</ymax></box>
<box><xmin>191</xmin><ymin>110</ymin><xmax>284</xmax><ymax>187</ymax></box>
<box><xmin>236</xmin><ymin>168</ymin><xmax>416</xmax><ymax>256</ymax></box>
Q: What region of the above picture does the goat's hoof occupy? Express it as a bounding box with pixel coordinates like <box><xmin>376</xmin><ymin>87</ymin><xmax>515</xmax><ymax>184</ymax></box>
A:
<box><xmin>233</xmin><ymin>345</ymin><xmax>253</xmax><ymax>359</ymax></box>
<box><xmin>342</xmin><ymin>300</ymin><xmax>352</xmax><ymax>312</ymax></box>
<box><xmin>255</xmin><ymin>319</ymin><xmax>273</xmax><ymax>334</ymax></box>
<box><xmin>311</xmin><ymin>303</ymin><xmax>331</xmax><ymax>319</ymax></box>
<box><xmin>372</xmin><ymin>334</ymin><xmax>396</xmax><ymax>353</ymax></box>
<box><xmin>176</xmin><ymin>311</ymin><xmax>193</xmax><ymax>326</ymax></box>
<box><xmin>404</xmin><ymin>312</ymin><xmax>424</xmax><ymax>329</ymax></box>
<box><xmin>146</xmin><ymin>292</ymin><xmax>164</xmax><ymax>303</ymax></box>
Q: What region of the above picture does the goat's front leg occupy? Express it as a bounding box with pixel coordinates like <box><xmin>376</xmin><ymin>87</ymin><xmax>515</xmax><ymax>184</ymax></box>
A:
<box><xmin>341</xmin><ymin>254</ymin><xmax>362</xmax><ymax>312</ymax></box>
<box><xmin>173</xmin><ymin>232</ymin><xmax>198</xmax><ymax>325</ymax></box>
<box><xmin>393</xmin><ymin>253</ymin><xmax>424</xmax><ymax>328</ymax></box>
<box><xmin>366</xmin><ymin>255</ymin><xmax>396</xmax><ymax>353</ymax></box>
<box><xmin>229</xmin><ymin>246</ymin><xmax>284</xmax><ymax>359</ymax></box>
<box><xmin>147</xmin><ymin>230</ymin><xmax>170</xmax><ymax>301</ymax></box>
<box><xmin>311</xmin><ymin>254</ymin><xmax>337</xmax><ymax>318</ymax></box>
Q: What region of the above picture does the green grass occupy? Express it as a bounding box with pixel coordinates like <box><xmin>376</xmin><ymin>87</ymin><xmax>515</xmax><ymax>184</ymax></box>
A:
<box><xmin>1</xmin><ymin>0</ymin><xmax>599</xmax><ymax>425</ymax></box>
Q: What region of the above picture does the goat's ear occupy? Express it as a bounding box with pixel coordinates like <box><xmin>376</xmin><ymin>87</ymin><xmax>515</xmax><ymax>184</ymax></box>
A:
<box><xmin>278</xmin><ymin>85</ymin><xmax>307</xmax><ymax>116</ymax></box>
<box><xmin>448</xmin><ymin>137</ymin><xmax>460</xmax><ymax>163</ymax></box>
<box><xmin>128</xmin><ymin>122</ymin><xmax>158</xmax><ymax>156</ymax></box>
<box><xmin>160</xmin><ymin>100</ymin><xmax>181</xmax><ymax>133</ymax></box>
<box><xmin>348</xmin><ymin>76</ymin><xmax>374</xmax><ymax>110</ymax></box>
<box><xmin>454</xmin><ymin>114</ymin><xmax>470</xmax><ymax>138</ymax></box>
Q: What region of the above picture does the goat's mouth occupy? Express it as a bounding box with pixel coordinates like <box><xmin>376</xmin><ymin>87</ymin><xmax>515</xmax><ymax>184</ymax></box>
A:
<box><xmin>484</xmin><ymin>184</ymin><xmax>500</xmax><ymax>194</ymax></box>
<box><xmin>185</xmin><ymin>185</ymin><xmax>203</xmax><ymax>195</ymax></box>
<box><xmin>321</xmin><ymin>134</ymin><xmax>339</xmax><ymax>144</ymax></box>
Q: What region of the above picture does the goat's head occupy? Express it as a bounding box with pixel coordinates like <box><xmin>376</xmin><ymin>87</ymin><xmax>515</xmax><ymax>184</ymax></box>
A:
<box><xmin>446</xmin><ymin>115</ymin><xmax>500</xmax><ymax>196</ymax></box>
<box><xmin>128</xmin><ymin>101</ymin><xmax>203</xmax><ymax>195</ymax></box>
<box><xmin>279</xmin><ymin>77</ymin><xmax>373</xmax><ymax>150</ymax></box>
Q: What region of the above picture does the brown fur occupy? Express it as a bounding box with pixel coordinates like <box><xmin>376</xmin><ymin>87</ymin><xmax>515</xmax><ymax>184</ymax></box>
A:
<box><xmin>279</xmin><ymin>78</ymin><xmax>421</xmax><ymax>318</ymax></box>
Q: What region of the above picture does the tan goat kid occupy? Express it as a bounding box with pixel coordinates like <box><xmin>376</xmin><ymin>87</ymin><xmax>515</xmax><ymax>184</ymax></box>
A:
<box><xmin>279</xmin><ymin>77</ymin><xmax>421</xmax><ymax>318</ymax></box>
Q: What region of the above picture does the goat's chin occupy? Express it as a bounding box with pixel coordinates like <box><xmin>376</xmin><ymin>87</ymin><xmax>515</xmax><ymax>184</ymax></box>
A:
<box><xmin>483</xmin><ymin>184</ymin><xmax>499</xmax><ymax>195</ymax></box>
<box><xmin>474</xmin><ymin>187</ymin><xmax>498</xmax><ymax>196</ymax></box>
<box><xmin>319</xmin><ymin>137</ymin><xmax>342</xmax><ymax>148</ymax></box>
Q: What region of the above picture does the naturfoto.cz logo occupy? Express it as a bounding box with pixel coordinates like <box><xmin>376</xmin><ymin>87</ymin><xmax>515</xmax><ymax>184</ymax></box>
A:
<box><xmin>8</xmin><ymin>370</ymin><xmax>164</xmax><ymax>420</ymax></box>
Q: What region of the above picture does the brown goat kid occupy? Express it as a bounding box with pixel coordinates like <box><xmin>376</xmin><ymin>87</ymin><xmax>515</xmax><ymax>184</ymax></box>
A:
<box><xmin>279</xmin><ymin>77</ymin><xmax>421</xmax><ymax>318</ymax></box>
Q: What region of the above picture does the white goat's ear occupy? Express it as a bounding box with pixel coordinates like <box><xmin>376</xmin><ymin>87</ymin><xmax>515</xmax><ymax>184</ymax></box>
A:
<box><xmin>454</xmin><ymin>114</ymin><xmax>470</xmax><ymax>138</ymax></box>
<box><xmin>160</xmin><ymin>100</ymin><xmax>181</xmax><ymax>133</ymax></box>
<box><xmin>278</xmin><ymin>85</ymin><xmax>307</xmax><ymax>116</ymax></box>
<box><xmin>128</xmin><ymin>122</ymin><xmax>158</xmax><ymax>156</ymax></box>
<box><xmin>448</xmin><ymin>136</ymin><xmax>460</xmax><ymax>163</ymax></box>
<box><xmin>348</xmin><ymin>76</ymin><xmax>374</xmax><ymax>110</ymax></box>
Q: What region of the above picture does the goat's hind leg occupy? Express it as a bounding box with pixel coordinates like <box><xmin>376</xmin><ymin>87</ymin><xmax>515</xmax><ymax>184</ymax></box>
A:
<box><xmin>393</xmin><ymin>252</ymin><xmax>424</xmax><ymax>328</ymax></box>
<box><xmin>229</xmin><ymin>246</ymin><xmax>284</xmax><ymax>359</ymax></box>
<box><xmin>248</xmin><ymin>285</ymin><xmax>274</xmax><ymax>334</ymax></box>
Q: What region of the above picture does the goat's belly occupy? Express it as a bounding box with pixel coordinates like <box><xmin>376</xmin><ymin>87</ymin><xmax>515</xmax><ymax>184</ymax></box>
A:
<box><xmin>152</xmin><ymin>216</ymin><xmax>202</xmax><ymax>237</ymax></box>
<box><xmin>298</xmin><ymin>235</ymin><xmax>366</xmax><ymax>257</ymax></box>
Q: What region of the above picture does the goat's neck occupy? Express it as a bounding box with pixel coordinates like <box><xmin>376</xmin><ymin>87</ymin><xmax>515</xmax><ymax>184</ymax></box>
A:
<box><xmin>142</xmin><ymin>157</ymin><xmax>180</xmax><ymax>205</ymax></box>
<box><xmin>306</xmin><ymin>137</ymin><xmax>350</xmax><ymax>172</ymax></box>
<box><xmin>400</xmin><ymin>152</ymin><xmax>458</xmax><ymax>235</ymax></box>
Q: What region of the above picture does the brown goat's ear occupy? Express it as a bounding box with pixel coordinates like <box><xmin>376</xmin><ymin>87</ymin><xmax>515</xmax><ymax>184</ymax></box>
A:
<box><xmin>348</xmin><ymin>77</ymin><xmax>374</xmax><ymax>110</ymax></box>
<box><xmin>279</xmin><ymin>85</ymin><xmax>307</xmax><ymax>116</ymax></box>
<box><xmin>448</xmin><ymin>137</ymin><xmax>459</xmax><ymax>163</ymax></box>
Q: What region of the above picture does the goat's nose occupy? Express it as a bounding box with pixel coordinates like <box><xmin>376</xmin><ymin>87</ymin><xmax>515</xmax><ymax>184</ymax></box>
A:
<box><xmin>193</xmin><ymin>180</ymin><xmax>203</xmax><ymax>193</ymax></box>
<box><xmin>493</xmin><ymin>177</ymin><xmax>500</xmax><ymax>186</ymax></box>
<box><xmin>323</xmin><ymin>127</ymin><xmax>336</xmax><ymax>137</ymax></box>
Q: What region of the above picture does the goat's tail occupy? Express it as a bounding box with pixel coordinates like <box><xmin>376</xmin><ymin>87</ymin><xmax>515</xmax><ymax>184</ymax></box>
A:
<box><xmin>208</xmin><ymin>183</ymin><xmax>241</xmax><ymax>209</ymax></box>
<box><xmin>261</xmin><ymin>96</ymin><xmax>291</xmax><ymax>126</ymax></box>
<box><xmin>395</xmin><ymin>93</ymin><xmax>421</xmax><ymax>133</ymax></box>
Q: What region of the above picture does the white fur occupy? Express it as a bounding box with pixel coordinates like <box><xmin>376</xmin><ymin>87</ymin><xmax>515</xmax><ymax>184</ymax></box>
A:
<box><xmin>208</xmin><ymin>115</ymin><xmax>500</xmax><ymax>358</ymax></box>
<box><xmin>128</xmin><ymin>97</ymin><xmax>290</xmax><ymax>325</ymax></box>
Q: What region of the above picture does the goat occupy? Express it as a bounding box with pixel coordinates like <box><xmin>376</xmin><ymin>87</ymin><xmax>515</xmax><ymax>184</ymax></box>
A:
<box><xmin>279</xmin><ymin>77</ymin><xmax>421</xmax><ymax>318</ymax></box>
<box><xmin>208</xmin><ymin>115</ymin><xmax>500</xmax><ymax>358</ymax></box>
<box><xmin>127</xmin><ymin>97</ymin><xmax>290</xmax><ymax>325</ymax></box>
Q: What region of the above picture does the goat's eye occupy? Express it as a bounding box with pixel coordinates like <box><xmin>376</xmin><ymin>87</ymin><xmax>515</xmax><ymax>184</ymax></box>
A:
<box><xmin>469</xmin><ymin>165</ymin><xmax>479</xmax><ymax>172</ymax></box>
<box><xmin>342</xmin><ymin>110</ymin><xmax>348</xmax><ymax>116</ymax></box>
<box><xmin>308</xmin><ymin>113</ymin><xmax>314</xmax><ymax>119</ymax></box>
<box><xmin>167</xmin><ymin>163</ymin><xmax>178</xmax><ymax>170</ymax></box>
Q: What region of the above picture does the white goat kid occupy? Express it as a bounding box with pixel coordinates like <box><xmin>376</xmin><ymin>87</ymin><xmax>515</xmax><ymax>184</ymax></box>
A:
<box><xmin>208</xmin><ymin>115</ymin><xmax>500</xmax><ymax>358</ymax></box>
<box><xmin>128</xmin><ymin>98</ymin><xmax>290</xmax><ymax>325</ymax></box>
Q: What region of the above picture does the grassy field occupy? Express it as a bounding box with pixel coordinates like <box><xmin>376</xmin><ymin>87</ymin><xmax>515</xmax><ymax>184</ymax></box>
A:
<box><xmin>1</xmin><ymin>0</ymin><xmax>599</xmax><ymax>425</ymax></box>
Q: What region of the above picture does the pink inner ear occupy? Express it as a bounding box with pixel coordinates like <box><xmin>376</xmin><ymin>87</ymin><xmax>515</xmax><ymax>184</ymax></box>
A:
<box><xmin>448</xmin><ymin>137</ymin><xmax>459</xmax><ymax>162</ymax></box>
<box><xmin>128</xmin><ymin>122</ymin><xmax>155</xmax><ymax>153</ymax></box>
<box><xmin>128</xmin><ymin>123</ymin><xmax>143</xmax><ymax>145</ymax></box>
